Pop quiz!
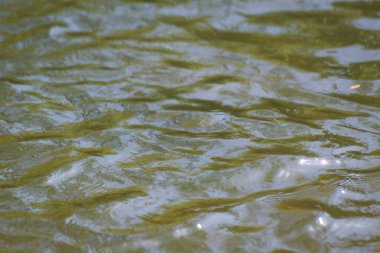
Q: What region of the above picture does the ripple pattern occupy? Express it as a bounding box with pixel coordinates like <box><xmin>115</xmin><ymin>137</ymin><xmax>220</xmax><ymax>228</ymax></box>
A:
<box><xmin>0</xmin><ymin>0</ymin><xmax>379</xmax><ymax>252</ymax></box>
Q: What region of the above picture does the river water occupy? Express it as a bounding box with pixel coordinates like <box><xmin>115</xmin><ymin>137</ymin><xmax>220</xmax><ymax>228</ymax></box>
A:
<box><xmin>0</xmin><ymin>0</ymin><xmax>379</xmax><ymax>252</ymax></box>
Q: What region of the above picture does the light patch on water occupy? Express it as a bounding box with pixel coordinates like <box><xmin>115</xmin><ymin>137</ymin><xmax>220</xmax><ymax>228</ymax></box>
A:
<box><xmin>49</xmin><ymin>16</ymin><xmax>85</xmax><ymax>43</ymax></box>
<box><xmin>53</xmin><ymin>232</ymin><xmax>76</xmax><ymax>247</ymax></box>
<box><xmin>309</xmin><ymin>213</ymin><xmax>380</xmax><ymax>242</ymax></box>
<box><xmin>65</xmin><ymin>214</ymin><xmax>105</xmax><ymax>234</ymax></box>
<box><xmin>238</xmin><ymin>0</ymin><xmax>334</xmax><ymax>15</ymax></box>
<box><xmin>353</xmin><ymin>18</ymin><xmax>380</xmax><ymax>31</ymax></box>
<box><xmin>317</xmin><ymin>215</ymin><xmax>329</xmax><ymax>227</ymax></box>
<box><xmin>228</xmin><ymin>167</ymin><xmax>266</xmax><ymax>192</ymax></box>
<box><xmin>315</xmin><ymin>45</ymin><xmax>380</xmax><ymax>65</ymax></box>
<box><xmin>199</xmin><ymin>113</ymin><xmax>228</xmax><ymax>128</ymax></box>
<box><xmin>172</xmin><ymin>222</ymin><xmax>203</xmax><ymax>239</ymax></box>
<box><xmin>211</xmin><ymin>14</ymin><xmax>245</xmax><ymax>30</ymax></box>
<box><xmin>273</xmin><ymin>157</ymin><xmax>342</xmax><ymax>187</ymax></box>
<box><xmin>172</xmin><ymin>214</ymin><xmax>236</xmax><ymax>241</ymax></box>
<box><xmin>110</xmin><ymin>199</ymin><xmax>152</xmax><ymax>223</ymax></box>
<box><xmin>173</xmin><ymin>227</ymin><xmax>190</xmax><ymax>239</ymax></box>
<box><xmin>131</xmin><ymin>239</ymin><xmax>160</xmax><ymax>251</ymax></box>
<box><xmin>45</xmin><ymin>161</ymin><xmax>85</xmax><ymax>188</ymax></box>
<box><xmin>297</xmin><ymin>157</ymin><xmax>341</xmax><ymax>166</ymax></box>
<box><xmin>118</xmin><ymin>239</ymin><xmax>161</xmax><ymax>253</ymax></box>
<box><xmin>197</xmin><ymin>212</ymin><xmax>237</xmax><ymax>232</ymax></box>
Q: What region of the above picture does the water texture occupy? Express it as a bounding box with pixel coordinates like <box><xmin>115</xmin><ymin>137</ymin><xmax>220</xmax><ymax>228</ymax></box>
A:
<box><xmin>0</xmin><ymin>0</ymin><xmax>379</xmax><ymax>252</ymax></box>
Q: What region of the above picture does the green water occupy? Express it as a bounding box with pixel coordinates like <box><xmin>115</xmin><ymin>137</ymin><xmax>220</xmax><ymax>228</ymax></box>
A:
<box><xmin>0</xmin><ymin>0</ymin><xmax>379</xmax><ymax>252</ymax></box>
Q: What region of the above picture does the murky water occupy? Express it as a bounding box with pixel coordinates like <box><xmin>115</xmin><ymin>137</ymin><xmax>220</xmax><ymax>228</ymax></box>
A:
<box><xmin>0</xmin><ymin>0</ymin><xmax>379</xmax><ymax>252</ymax></box>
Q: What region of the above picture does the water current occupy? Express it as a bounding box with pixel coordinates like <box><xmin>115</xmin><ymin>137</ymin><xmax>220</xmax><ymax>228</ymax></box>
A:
<box><xmin>0</xmin><ymin>0</ymin><xmax>379</xmax><ymax>252</ymax></box>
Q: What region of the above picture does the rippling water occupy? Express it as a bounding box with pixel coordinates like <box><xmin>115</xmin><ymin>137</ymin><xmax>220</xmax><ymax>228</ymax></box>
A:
<box><xmin>0</xmin><ymin>0</ymin><xmax>379</xmax><ymax>252</ymax></box>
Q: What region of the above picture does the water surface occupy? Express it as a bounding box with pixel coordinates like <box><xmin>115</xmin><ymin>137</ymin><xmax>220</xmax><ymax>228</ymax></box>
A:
<box><xmin>0</xmin><ymin>0</ymin><xmax>379</xmax><ymax>252</ymax></box>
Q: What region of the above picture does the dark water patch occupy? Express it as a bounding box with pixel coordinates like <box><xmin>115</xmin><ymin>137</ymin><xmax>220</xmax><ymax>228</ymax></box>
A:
<box><xmin>75</xmin><ymin>147</ymin><xmax>117</xmax><ymax>157</ymax></box>
<box><xmin>277</xmin><ymin>198</ymin><xmax>380</xmax><ymax>218</ymax></box>
<box><xmin>119</xmin><ymin>152</ymin><xmax>174</xmax><ymax>169</ymax></box>
<box><xmin>124</xmin><ymin>0</ymin><xmax>191</xmax><ymax>6</ymax></box>
<box><xmin>202</xmin><ymin>155</ymin><xmax>263</xmax><ymax>171</ymax></box>
<box><xmin>0</xmin><ymin>154</ymin><xmax>85</xmax><ymax>189</ymax></box>
<box><xmin>197</xmin><ymin>74</ymin><xmax>248</xmax><ymax>85</ymax></box>
<box><xmin>40</xmin><ymin>63</ymin><xmax>120</xmax><ymax>72</ymax></box>
<box><xmin>333</xmin><ymin>1</ymin><xmax>380</xmax><ymax>18</ymax></box>
<box><xmin>251</xmin><ymin>132</ymin><xmax>365</xmax><ymax>149</ymax></box>
<box><xmin>0</xmin><ymin>162</ymin><xmax>16</xmax><ymax>171</ymax></box>
<box><xmin>0</xmin><ymin>111</ymin><xmax>133</xmax><ymax>144</ymax></box>
<box><xmin>32</xmin><ymin>186</ymin><xmax>146</xmax><ymax>211</ymax></box>
<box><xmin>0</xmin><ymin>1</ymin><xmax>78</xmax><ymax>25</ymax></box>
<box><xmin>331</xmin><ymin>165</ymin><xmax>380</xmax><ymax>175</ymax></box>
<box><xmin>259</xmin><ymin>98</ymin><xmax>370</xmax><ymax>120</ymax></box>
<box><xmin>248</xmin><ymin>144</ymin><xmax>315</xmax><ymax>157</ymax></box>
<box><xmin>328</xmin><ymin>93</ymin><xmax>380</xmax><ymax>108</ymax></box>
<box><xmin>143</xmin><ymin>167</ymin><xmax>182</xmax><ymax>173</ymax></box>
<box><xmin>0</xmin><ymin>21</ymin><xmax>67</xmax><ymax>49</ymax></box>
<box><xmin>226</xmin><ymin>225</ymin><xmax>265</xmax><ymax>233</ymax></box>
<box><xmin>101</xmin><ymin>25</ymin><xmax>157</xmax><ymax>41</ymax></box>
<box><xmin>140</xmin><ymin>174</ymin><xmax>342</xmax><ymax>226</ymax></box>
<box><xmin>125</xmin><ymin>124</ymin><xmax>247</xmax><ymax>139</ymax></box>
<box><xmin>186</xmin><ymin>8</ymin><xmax>380</xmax><ymax>79</ymax></box>
<box><xmin>162</xmin><ymin>58</ymin><xmax>210</xmax><ymax>70</ymax></box>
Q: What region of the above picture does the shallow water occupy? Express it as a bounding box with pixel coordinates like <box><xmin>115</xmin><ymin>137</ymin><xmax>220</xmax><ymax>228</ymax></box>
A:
<box><xmin>0</xmin><ymin>0</ymin><xmax>379</xmax><ymax>252</ymax></box>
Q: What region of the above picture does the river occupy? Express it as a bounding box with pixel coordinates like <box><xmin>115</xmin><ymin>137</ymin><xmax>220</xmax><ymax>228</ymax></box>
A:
<box><xmin>0</xmin><ymin>0</ymin><xmax>379</xmax><ymax>252</ymax></box>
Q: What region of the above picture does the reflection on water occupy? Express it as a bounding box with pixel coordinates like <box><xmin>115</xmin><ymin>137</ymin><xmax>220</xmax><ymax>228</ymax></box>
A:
<box><xmin>0</xmin><ymin>0</ymin><xmax>379</xmax><ymax>252</ymax></box>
